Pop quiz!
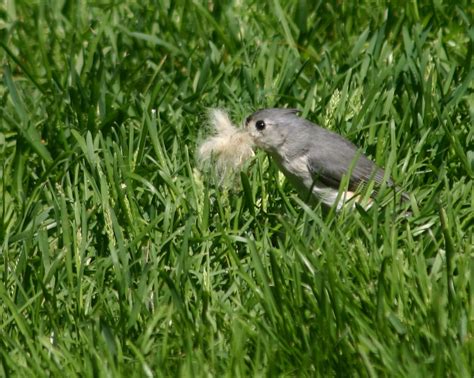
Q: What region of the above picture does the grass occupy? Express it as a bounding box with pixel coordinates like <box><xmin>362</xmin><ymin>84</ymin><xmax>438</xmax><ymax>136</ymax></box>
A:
<box><xmin>1</xmin><ymin>0</ymin><xmax>473</xmax><ymax>376</ymax></box>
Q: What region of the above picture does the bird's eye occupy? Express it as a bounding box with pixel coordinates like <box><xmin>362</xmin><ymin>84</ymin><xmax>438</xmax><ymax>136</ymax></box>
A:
<box><xmin>255</xmin><ymin>120</ymin><xmax>266</xmax><ymax>131</ymax></box>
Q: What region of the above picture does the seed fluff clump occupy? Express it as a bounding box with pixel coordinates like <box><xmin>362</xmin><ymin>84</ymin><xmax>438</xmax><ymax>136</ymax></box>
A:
<box><xmin>198</xmin><ymin>109</ymin><xmax>254</xmax><ymax>183</ymax></box>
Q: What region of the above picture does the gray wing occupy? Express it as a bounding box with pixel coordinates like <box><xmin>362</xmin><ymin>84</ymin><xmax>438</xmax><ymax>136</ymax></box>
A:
<box><xmin>306</xmin><ymin>131</ymin><xmax>391</xmax><ymax>192</ymax></box>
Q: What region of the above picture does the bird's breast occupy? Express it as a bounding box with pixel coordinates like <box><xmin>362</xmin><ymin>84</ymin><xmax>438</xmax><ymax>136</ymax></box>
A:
<box><xmin>271</xmin><ymin>153</ymin><xmax>354</xmax><ymax>208</ymax></box>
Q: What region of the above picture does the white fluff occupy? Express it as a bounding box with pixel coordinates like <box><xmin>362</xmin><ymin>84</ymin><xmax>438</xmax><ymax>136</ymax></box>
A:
<box><xmin>198</xmin><ymin>109</ymin><xmax>254</xmax><ymax>181</ymax></box>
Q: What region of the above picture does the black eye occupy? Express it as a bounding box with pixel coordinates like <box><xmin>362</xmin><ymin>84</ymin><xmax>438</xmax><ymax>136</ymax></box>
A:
<box><xmin>255</xmin><ymin>120</ymin><xmax>266</xmax><ymax>131</ymax></box>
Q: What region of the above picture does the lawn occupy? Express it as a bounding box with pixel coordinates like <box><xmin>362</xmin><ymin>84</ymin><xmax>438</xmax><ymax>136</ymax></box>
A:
<box><xmin>1</xmin><ymin>1</ymin><xmax>473</xmax><ymax>376</ymax></box>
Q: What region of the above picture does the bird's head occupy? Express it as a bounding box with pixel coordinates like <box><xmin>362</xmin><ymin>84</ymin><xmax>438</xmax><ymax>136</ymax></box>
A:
<box><xmin>245</xmin><ymin>108</ymin><xmax>301</xmax><ymax>153</ymax></box>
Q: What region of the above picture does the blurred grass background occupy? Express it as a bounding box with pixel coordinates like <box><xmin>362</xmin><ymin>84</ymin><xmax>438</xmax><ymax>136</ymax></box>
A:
<box><xmin>1</xmin><ymin>0</ymin><xmax>473</xmax><ymax>376</ymax></box>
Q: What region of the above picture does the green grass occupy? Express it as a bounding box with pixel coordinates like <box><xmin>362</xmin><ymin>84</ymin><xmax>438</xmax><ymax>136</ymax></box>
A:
<box><xmin>1</xmin><ymin>0</ymin><xmax>473</xmax><ymax>376</ymax></box>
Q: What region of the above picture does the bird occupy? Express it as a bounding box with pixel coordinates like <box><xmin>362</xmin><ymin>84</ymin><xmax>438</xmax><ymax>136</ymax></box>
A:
<box><xmin>245</xmin><ymin>108</ymin><xmax>409</xmax><ymax>210</ymax></box>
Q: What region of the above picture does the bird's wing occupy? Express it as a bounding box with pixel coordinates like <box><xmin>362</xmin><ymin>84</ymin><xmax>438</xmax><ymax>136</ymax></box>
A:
<box><xmin>306</xmin><ymin>139</ymin><xmax>390</xmax><ymax>192</ymax></box>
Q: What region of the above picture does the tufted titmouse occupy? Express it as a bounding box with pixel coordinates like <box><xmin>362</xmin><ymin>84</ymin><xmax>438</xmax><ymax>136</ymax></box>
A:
<box><xmin>245</xmin><ymin>108</ymin><xmax>409</xmax><ymax>209</ymax></box>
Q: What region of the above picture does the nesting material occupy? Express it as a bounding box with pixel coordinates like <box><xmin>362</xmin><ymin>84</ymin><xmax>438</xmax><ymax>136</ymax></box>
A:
<box><xmin>198</xmin><ymin>109</ymin><xmax>255</xmax><ymax>182</ymax></box>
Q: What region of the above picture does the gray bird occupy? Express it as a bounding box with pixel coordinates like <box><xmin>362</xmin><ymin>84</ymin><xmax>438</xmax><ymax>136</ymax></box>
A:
<box><xmin>245</xmin><ymin>108</ymin><xmax>409</xmax><ymax>209</ymax></box>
